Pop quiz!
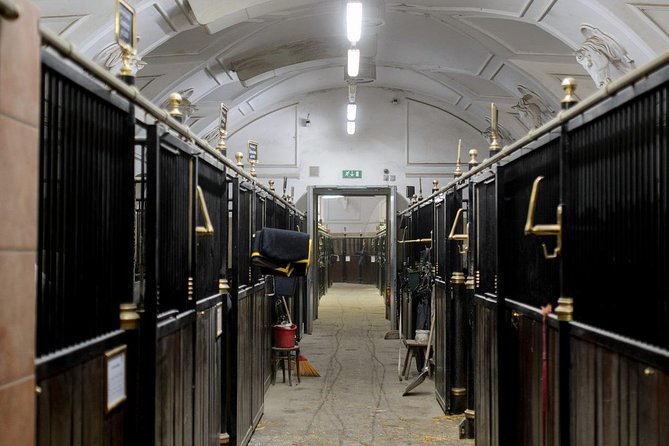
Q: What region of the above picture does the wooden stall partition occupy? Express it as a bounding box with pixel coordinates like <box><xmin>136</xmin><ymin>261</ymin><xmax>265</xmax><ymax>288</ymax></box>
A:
<box><xmin>145</xmin><ymin>128</ymin><xmax>199</xmax><ymax>446</ymax></box>
<box><xmin>194</xmin><ymin>299</ymin><xmax>224</xmax><ymax>446</ymax></box>
<box><xmin>36</xmin><ymin>332</ymin><xmax>129</xmax><ymax>446</ymax></box>
<box><xmin>570</xmin><ymin>325</ymin><xmax>669</xmax><ymax>445</ymax></box>
<box><xmin>434</xmin><ymin>278</ymin><xmax>450</xmax><ymax>413</ymax></box>
<box><xmin>496</xmin><ymin>135</ymin><xmax>561</xmax><ymax>443</ymax></box>
<box><xmin>193</xmin><ymin>153</ymin><xmax>227</xmax><ymax>444</ymax></box>
<box><xmin>473</xmin><ymin>295</ymin><xmax>498</xmax><ymax>446</ymax></box>
<box><xmin>229</xmin><ymin>178</ymin><xmax>272</xmax><ymax>445</ymax></box>
<box><xmin>36</xmin><ymin>51</ymin><xmax>135</xmax><ymax>445</ymax></box>
<box><xmin>433</xmin><ymin>195</ymin><xmax>451</xmax><ymax>413</ymax></box>
<box><xmin>155</xmin><ymin>316</ymin><xmax>195</xmax><ymax>446</ymax></box>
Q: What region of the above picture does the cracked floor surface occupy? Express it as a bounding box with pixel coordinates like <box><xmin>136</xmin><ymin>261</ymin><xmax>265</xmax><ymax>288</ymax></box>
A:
<box><xmin>249</xmin><ymin>283</ymin><xmax>474</xmax><ymax>446</ymax></box>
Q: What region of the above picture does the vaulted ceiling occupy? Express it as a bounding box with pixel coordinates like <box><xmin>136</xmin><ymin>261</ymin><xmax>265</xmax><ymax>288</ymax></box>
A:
<box><xmin>36</xmin><ymin>0</ymin><xmax>669</xmax><ymax>144</ymax></box>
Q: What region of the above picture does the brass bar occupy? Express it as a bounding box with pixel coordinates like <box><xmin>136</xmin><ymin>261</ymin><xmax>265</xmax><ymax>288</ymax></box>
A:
<box><xmin>397</xmin><ymin>238</ymin><xmax>432</xmax><ymax>244</ymax></box>
<box><xmin>195</xmin><ymin>185</ymin><xmax>215</xmax><ymax>236</ymax></box>
<box><xmin>448</xmin><ymin>208</ymin><xmax>468</xmax><ymax>241</ymax></box>
<box><xmin>524</xmin><ymin>176</ymin><xmax>562</xmax><ymax>259</ymax></box>
<box><xmin>0</xmin><ymin>0</ymin><xmax>19</xmax><ymax>19</ymax></box>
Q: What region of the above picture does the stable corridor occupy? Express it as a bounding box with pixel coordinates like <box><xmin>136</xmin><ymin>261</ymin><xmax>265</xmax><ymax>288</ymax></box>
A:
<box><xmin>250</xmin><ymin>283</ymin><xmax>472</xmax><ymax>445</ymax></box>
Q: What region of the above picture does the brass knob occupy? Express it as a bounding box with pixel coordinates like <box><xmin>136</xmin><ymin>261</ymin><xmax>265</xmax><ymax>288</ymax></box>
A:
<box><xmin>554</xmin><ymin>297</ymin><xmax>573</xmax><ymax>321</ymax></box>
<box><xmin>561</xmin><ymin>78</ymin><xmax>578</xmax><ymax>109</ymax></box>
<box><xmin>119</xmin><ymin>303</ymin><xmax>140</xmax><ymax>330</ymax></box>
<box><xmin>168</xmin><ymin>92</ymin><xmax>183</xmax><ymax>120</ymax></box>
<box><xmin>235</xmin><ymin>152</ymin><xmax>244</xmax><ymax>167</ymax></box>
<box><xmin>469</xmin><ymin>149</ymin><xmax>479</xmax><ymax>168</ymax></box>
<box><xmin>268</xmin><ymin>179</ymin><xmax>275</xmax><ymax>191</ymax></box>
<box><xmin>432</xmin><ymin>179</ymin><xmax>439</xmax><ymax>193</ymax></box>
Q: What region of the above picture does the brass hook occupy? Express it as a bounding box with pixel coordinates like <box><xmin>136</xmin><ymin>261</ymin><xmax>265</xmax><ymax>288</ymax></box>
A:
<box><xmin>524</xmin><ymin>176</ymin><xmax>562</xmax><ymax>259</ymax></box>
<box><xmin>448</xmin><ymin>208</ymin><xmax>469</xmax><ymax>254</ymax></box>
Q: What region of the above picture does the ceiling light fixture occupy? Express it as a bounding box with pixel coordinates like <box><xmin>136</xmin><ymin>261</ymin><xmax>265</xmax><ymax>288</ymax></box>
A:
<box><xmin>347</xmin><ymin>103</ymin><xmax>357</xmax><ymax>121</ymax></box>
<box><xmin>347</xmin><ymin>48</ymin><xmax>360</xmax><ymax>77</ymax></box>
<box><xmin>348</xmin><ymin>84</ymin><xmax>357</xmax><ymax>102</ymax></box>
<box><xmin>346</xmin><ymin>2</ymin><xmax>362</xmax><ymax>44</ymax></box>
<box><xmin>347</xmin><ymin>121</ymin><xmax>356</xmax><ymax>135</ymax></box>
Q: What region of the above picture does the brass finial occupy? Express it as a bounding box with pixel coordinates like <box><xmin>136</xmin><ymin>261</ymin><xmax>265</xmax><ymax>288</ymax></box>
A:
<box><xmin>250</xmin><ymin>160</ymin><xmax>257</xmax><ymax>177</ymax></box>
<box><xmin>119</xmin><ymin>48</ymin><xmax>134</xmax><ymax>78</ymax></box>
<box><xmin>268</xmin><ymin>179</ymin><xmax>275</xmax><ymax>192</ymax></box>
<box><xmin>411</xmin><ymin>194</ymin><xmax>418</xmax><ymax>204</ymax></box>
<box><xmin>554</xmin><ymin>297</ymin><xmax>573</xmax><ymax>321</ymax></box>
<box><xmin>561</xmin><ymin>78</ymin><xmax>578</xmax><ymax>109</ymax></box>
<box><xmin>489</xmin><ymin>103</ymin><xmax>501</xmax><ymax>154</ymax></box>
<box><xmin>216</xmin><ymin>127</ymin><xmax>227</xmax><ymax>154</ymax></box>
<box><xmin>119</xmin><ymin>303</ymin><xmax>140</xmax><ymax>330</ymax></box>
<box><xmin>235</xmin><ymin>152</ymin><xmax>244</xmax><ymax>168</ymax></box>
<box><xmin>167</xmin><ymin>92</ymin><xmax>183</xmax><ymax>121</ymax></box>
<box><xmin>468</xmin><ymin>149</ymin><xmax>479</xmax><ymax>169</ymax></box>
<box><xmin>454</xmin><ymin>139</ymin><xmax>463</xmax><ymax>178</ymax></box>
<box><xmin>432</xmin><ymin>179</ymin><xmax>439</xmax><ymax>193</ymax></box>
<box><xmin>219</xmin><ymin>278</ymin><xmax>230</xmax><ymax>295</ymax></box>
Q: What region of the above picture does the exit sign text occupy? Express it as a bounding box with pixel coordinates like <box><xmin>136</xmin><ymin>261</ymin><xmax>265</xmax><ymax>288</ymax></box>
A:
<box><xmin>342</xmin><ymin>170</ymin><xmax>362</xmax><ymax>179</ymax></box>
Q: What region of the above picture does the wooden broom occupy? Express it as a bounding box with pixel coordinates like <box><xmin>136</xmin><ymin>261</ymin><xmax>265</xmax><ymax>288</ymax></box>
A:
<box><xmin>282</xmin><ymin>296</ymin><xmax>320</xmax><ymax>377</ymax></box>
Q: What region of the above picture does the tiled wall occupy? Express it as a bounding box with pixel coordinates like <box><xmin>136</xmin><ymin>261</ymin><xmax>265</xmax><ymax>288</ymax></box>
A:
<box><xmin>0</xmin><ymin>1</ymin><xmax>40</xmax><ymax>444</ymax></box>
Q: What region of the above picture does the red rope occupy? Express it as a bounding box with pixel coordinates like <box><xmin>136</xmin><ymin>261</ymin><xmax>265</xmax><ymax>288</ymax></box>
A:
<box><xmin>541</xmin><ymin>304</ymin><xmax>553</xmax><ymax>446</ymax></box>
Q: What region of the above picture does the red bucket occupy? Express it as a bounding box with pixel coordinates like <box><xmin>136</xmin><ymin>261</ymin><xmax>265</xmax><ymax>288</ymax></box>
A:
<box><xmin>273</xmin><ymin>324</ymin><xmax>296</xmax><ymax>348</ymax></box>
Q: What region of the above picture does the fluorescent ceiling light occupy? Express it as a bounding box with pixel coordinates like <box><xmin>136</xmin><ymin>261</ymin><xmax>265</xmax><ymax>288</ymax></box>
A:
<box><xmin>347</xmin><ymin>103</ymin><xmax>357</xmax><ymax>121</ymax></box>
<box><xmin>322</xmin><ymin>195</ymin><xmax>345</xmax><ymax>199</ymax></box>
<box><xmin>347</xmin><ymin>121</ymin><xmax>356</xmax><ymax>135</ymax></box>
<box><xmin>346</xmin><ymin>2</ymin><xmax>362</xmax><ymax>43</ymax></box>
<box><xmin>348</xmin><ymin>83</ymin><xmax>357</xmax><ymax>103</ymax></box>
<box><xmin>347</xmin><ymin>48</ymin><xmax>360</xmax><ymax>77</ymax></box>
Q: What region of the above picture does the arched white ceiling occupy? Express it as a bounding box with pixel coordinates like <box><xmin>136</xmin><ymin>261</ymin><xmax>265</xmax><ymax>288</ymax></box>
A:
<box><xmin>35</xmin><ymin>0</ymin><xmax>669</xmax><ymax>143</ymax></box>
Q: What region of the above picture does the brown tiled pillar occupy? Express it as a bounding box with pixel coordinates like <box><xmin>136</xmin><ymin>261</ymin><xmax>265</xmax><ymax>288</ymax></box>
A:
<box><xmin>0</xmin><ymin>1</ymin><xmax>40</xmax><ymax>445</ymax></box>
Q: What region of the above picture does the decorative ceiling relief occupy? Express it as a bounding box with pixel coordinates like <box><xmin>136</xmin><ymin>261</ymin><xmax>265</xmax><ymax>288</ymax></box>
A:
<box><xmin>203</xmin><ymin>126</ymin><xmax>220</xmax><ymax>146</ymax></box>
<box><xmin>575</xmin><ymin>24</ymin><xmax>635</xmax><ymax>88</ymax></box>
<box><xmin>95</xmin><ymin>41</ymin><xmax>146</xmax><ymax>76</ymax></box>
<box><xmin>511</xmin><ymin>85</ymin><xmax>555</xmax><ymax>130</ymax></box>
<box><xmin>482</xmin><ymin>117</ymin><xmax>514</xmax><ymax>146</ymax></box>
<box><xmin>160</xmin><ymin>88</ymin><xmax>198</xmax><ymax>122</ymax></box>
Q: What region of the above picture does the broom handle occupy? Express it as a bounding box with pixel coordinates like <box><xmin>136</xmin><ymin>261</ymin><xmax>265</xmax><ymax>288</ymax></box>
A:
<box><xmin>423</xmin><ymin>311</ymin><xmax>436</xmax><ymax>370</ymax></box>
<box><xmin>282</xmin><ymin>296</ymin><xmax>293</xmax><ymax>325</ymax></box>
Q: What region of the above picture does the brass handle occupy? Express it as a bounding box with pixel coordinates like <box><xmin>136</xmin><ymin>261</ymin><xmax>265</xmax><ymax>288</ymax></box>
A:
<box><xmin>448</xmin><ymin>208</ymin><xmax>469</xmax><ymax>254</ymax></box>
<box><xmin>195</xmin><ymin>186</ymin><xmax>215</xmax><ymax>236</ymax></box>
<box><xmin>524</xmin><ymin>176</ymin><xmax>562</xmax><ymax>259</ymax></box>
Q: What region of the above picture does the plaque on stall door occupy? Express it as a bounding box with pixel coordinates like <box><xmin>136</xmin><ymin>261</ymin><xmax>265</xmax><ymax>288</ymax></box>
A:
<box><xmin>104</xmin><ymin>345</ymin><xmax>127</xmax><ymax>413</ymax></box>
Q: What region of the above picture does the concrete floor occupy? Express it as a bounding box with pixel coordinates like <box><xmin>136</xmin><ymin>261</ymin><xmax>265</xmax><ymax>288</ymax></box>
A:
<box><xmin>249</xmin><ymin>283</ymin><xmax>474</xmax><ymax>446</ymax></box>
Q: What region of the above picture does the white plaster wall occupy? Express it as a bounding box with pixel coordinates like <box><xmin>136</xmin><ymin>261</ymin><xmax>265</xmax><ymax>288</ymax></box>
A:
<box><xmin>227</xmin><ymin>86</ymin><xmax>489</xmax><ymax>211</ymax></box>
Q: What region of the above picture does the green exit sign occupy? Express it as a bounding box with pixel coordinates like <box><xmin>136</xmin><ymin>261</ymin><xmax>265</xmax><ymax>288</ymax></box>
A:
<box><xmin>342</xmin><ymin>170</ymin><xmax>362</xmax><ymax>179</ymax></box>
